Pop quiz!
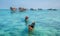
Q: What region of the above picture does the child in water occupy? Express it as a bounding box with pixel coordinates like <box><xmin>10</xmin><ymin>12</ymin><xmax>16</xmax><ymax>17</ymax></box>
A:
<box><xmin>25</xmin><ymin>16</ymin><xmax>35</xmax><ymax>31</ymax></box>
<box><xmin>25</xmin><ymin>16</ymin><xmax>29</xmax><ymax>25</ymax></box>
<box><xmin>28</xmin><ymin>21</ymin><xmax>35</xmax><ymax>31</ymax></box>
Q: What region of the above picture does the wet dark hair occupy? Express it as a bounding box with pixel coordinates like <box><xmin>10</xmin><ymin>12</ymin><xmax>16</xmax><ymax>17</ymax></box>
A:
<box><xmin>29</xmin><ymin>25</ymin><xmax>34</xmax><ymax>28</ymax></box>
<box><xmin>31</xmin><ymin>22</ymin><xmax>35</xmax><ymax>26</ymax></box>
<box><xmin>25</xmin><ymin>16</ymin><xmax>28</xmax><ymax>19</ymax></box>
<box><xmin>29</xmin><ymin>22</ymin><xmax>35</xmax><ymax>29</ymax></box>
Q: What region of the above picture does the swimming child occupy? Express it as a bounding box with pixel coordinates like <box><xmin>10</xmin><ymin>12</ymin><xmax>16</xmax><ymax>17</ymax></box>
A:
<box><xmin>28</xmin><ymin>21</ymin><xmax>35</xmax><ymax>31</ymax></box>
<box><xmin>25</xmin><ymin>16</ymin><xmax>29</xmax><ymax>25</ymax></box>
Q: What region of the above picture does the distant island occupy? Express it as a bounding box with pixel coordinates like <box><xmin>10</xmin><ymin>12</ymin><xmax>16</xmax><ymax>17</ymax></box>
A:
<box><xmin>47</xmin><ymin>8</ymin><xmax>57</xmax><ymax>11</ymax></box>
<box><xmin>10</xmin><ymin>7</ymin><xmax>57</xmax><ymax>12</ymax></box>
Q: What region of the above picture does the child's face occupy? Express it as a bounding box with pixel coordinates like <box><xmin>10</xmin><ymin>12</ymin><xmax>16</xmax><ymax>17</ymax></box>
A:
<box><xmin>29</xmin><ymin>26</ymin><xmax>33</xmax><ymax>30</ymax></box>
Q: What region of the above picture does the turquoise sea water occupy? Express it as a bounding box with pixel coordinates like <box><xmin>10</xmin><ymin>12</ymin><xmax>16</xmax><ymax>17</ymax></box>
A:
<box><xmin>0</xmin><ymin>9</ymin><xmax>60</xmax><ymax>36</ymax></box>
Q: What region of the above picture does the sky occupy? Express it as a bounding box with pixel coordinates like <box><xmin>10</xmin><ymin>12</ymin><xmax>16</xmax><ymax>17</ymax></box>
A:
<box><xmin>0</xmin><ymin>0</ymin><xmax>60</xmax><ymax>9</ymax></box>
